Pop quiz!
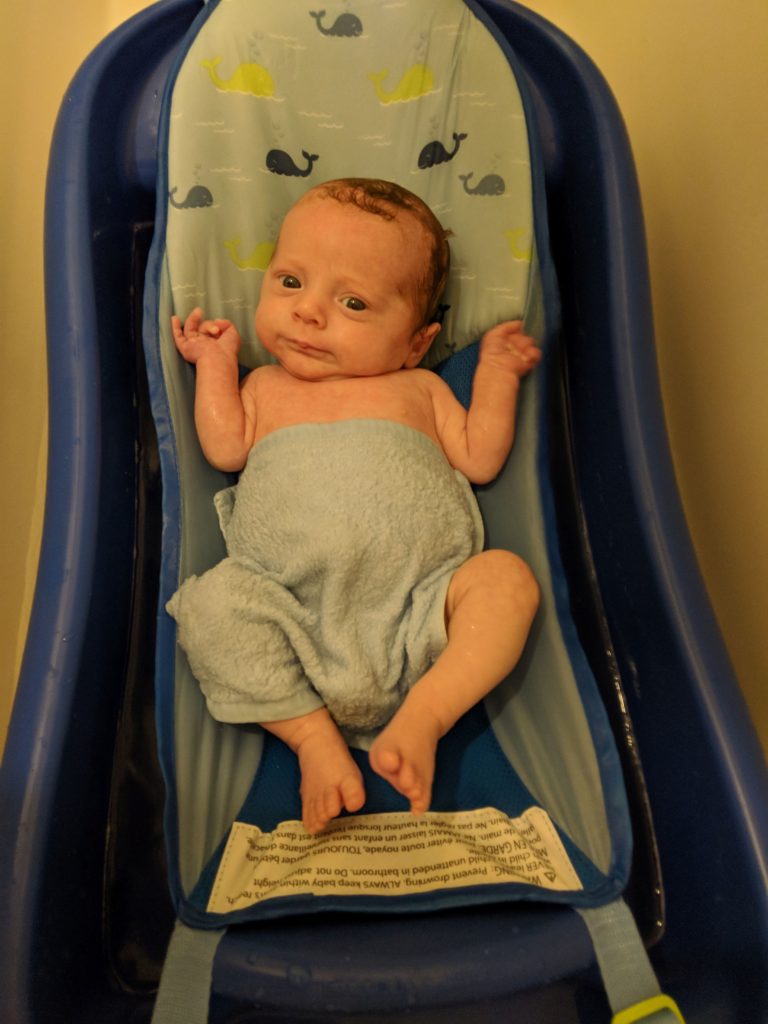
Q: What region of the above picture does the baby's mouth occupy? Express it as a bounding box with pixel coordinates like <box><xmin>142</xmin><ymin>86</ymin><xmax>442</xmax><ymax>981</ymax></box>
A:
<box><xmin>287</xmin><ymin>338</ymin><xmax>327</xmax><ymax>356</ymax></box>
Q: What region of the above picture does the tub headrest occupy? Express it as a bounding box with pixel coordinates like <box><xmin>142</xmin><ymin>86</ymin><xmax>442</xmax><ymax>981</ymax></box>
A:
<box><xmin>164</xmin><ymin>0</ymin><xmax>541</xmax><ymax>368</ymax></box>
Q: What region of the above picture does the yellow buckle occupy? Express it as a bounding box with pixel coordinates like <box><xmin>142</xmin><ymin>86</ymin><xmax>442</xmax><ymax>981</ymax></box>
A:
<box><xmin>612</xmin><ymin>994</ymin><xmax>685</xmax><ymax>1024</ymax></box>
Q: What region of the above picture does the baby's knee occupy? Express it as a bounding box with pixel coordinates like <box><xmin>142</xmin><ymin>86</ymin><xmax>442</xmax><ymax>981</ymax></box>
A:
<box><xmin>478</xmin><ymin>548</ymin><xmax>540</xmax><ymax>613</ymax></box>
<box><xmin>452</xmin><ymin>548</ymin><xmax>539</xmax><ymax>615</ymax></box>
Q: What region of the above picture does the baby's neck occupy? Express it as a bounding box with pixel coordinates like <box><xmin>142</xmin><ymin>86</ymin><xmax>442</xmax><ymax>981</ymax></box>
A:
<box><xmin>251</xmin><ymin>363</ymin><xmax>439</xmax><ymax>448</ymax></box>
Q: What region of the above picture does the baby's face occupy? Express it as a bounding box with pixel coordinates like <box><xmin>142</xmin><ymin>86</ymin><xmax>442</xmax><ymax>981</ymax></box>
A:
<box><xmin>254</xmin><ymin>196</ymin><xmax>439</xmax><ymax>381</ymax></box>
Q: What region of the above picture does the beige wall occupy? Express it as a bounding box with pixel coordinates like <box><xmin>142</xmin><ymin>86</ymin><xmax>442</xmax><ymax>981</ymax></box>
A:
<box><xmin>520</xmin><ymin>0</ymin><xmax>768</xmax><ymax>755</ymax></box>
<box><xmin>0</xmin><ymin>0</ymin><xmax>159</xmax><ymax>752</ymax></box>
<box><xmin>2</xmin><ymin>1</ymin><xmax>766</xmax><ymax>757</ymax></box>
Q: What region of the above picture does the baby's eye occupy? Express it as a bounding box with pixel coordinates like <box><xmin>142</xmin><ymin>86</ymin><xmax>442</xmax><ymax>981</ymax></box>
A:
<box><xmin>342</xmin><ymin>296</ymin><xmax>367</xmax><ymax>311</ymax></box>
<box><xmin>279</xmin><ymin>274</ymin><xmax>301</xmax><ymax>289</ymax></box>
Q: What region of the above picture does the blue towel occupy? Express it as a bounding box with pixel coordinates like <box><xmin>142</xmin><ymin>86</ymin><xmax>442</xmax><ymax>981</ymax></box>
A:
<box><xmin>167</xmin><ymin>419</ymin><xmax>484</xmax><ymax>738</ymax></box>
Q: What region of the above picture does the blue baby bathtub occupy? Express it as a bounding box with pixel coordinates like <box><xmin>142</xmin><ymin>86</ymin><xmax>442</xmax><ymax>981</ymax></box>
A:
<box><xmin>2</xmin><ymin>1</ymin><xmax>767</xmax><ymax>1022</ymax></box>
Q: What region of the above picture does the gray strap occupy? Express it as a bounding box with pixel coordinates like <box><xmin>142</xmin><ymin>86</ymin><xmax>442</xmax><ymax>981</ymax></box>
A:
<box><xmin>578</xmin><ymin>899</ymin><xmax>684</xmax><ymax>1022</ymax></box>
<box><xmin>151</xmin><ymin>920</ymin><xmax>226</xmax><ymax>1024</ymax></box>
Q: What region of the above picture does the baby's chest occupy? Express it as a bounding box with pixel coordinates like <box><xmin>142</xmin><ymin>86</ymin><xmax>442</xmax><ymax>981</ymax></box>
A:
<box><xmin>254</xmin><ymin>373</ymin><xmax>438</xmax><ymax>437</ymax></box>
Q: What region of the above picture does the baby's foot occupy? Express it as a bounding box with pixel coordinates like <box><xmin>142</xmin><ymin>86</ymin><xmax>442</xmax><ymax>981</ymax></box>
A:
<box><xmin>294</xmin><ymin>725</ymin><xmax>366</xmax><ymax>834</ymax></box>
<box><xmin>369</xmin><ymin>704</ymin><xmax>442</xmax><ymax>815</ymax></box>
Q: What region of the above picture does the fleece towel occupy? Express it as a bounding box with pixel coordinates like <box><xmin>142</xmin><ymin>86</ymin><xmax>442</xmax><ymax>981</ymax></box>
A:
<box><xmin>167</xmin><ymin>419</ymin><xmax>484</xmax><ymax>737</ymax></box>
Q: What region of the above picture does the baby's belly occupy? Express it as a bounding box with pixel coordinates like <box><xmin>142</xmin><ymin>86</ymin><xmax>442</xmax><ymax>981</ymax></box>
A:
<box><xmin>254</xmin><ymin>410</ymin><xmax>442</xmax><ymax>452</ymax></box>
<box><xmin>224</xmin><ymin>419</ymin><xmax>476</xmax><ymax>578</ymax></box>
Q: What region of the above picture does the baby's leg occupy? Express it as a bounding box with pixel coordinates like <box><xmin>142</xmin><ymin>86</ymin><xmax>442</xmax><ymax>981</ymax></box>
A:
<box><xmin>369</xmin><ymin>550</ymin><xmax>539</xmax><ymax>814</ymax></box>
<box><xmin>262</xmin><ymin>708</ymin><xmax>365</xmax><ymax>834</ymax></box>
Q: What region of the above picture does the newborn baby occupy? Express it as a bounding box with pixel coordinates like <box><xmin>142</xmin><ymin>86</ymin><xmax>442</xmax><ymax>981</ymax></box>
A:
<box><xmin>168</xmin><ymin>177</ymin><xmax>541</xmax><ymax>833</ymax></box>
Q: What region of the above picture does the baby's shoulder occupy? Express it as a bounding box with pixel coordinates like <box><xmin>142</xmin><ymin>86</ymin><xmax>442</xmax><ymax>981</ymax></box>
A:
<box><xmin>240</xmin><ymin>362</ymin><xmax>282</xmax><ymax>391</ymax></box>
<box><xmin>403</xmin><ymin>366</ymin><xmax>450</xmax><ymax>395</ymax></box>
<box><xmin>406</xmin><ymin>366</ymin><xmax>461</xmax><ymax>409</ymax></box>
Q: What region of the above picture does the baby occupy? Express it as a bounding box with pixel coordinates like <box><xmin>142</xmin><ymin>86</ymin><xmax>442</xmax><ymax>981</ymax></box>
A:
<box><xmin>169</xmin><ymin>178</ymin><xmax>541</xmax><ymax>834</ymax></box>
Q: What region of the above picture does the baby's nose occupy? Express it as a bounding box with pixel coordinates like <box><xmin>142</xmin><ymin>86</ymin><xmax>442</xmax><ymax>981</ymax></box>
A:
<box><xmin>293</xmin><ymin>293</ymin><xmax>325</xmax><ymax>326</ymax></box>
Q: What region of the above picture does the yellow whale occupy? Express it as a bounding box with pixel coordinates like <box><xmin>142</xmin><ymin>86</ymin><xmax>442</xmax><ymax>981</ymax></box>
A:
<box><xmin>368</xmin><ymin>64</ymin><xmax>435</xmax><ymax>104</ymax></box>
<box><xmin>202</xmin><ymin>57</ymin><xmax>275</xmax><ymax>97</ymax></box>
<box><xmin>505</xmin><ymin>228</ymin><xmax>533</xmax><ymax>263</ymax></box>
<box><xmin>224</xmin><ymin>238</ymin><xmax>275</xmax><ymax>271</ymax></box>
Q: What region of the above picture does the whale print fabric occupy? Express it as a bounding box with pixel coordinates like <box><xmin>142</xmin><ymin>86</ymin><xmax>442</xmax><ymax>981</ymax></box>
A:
<box><xmin>165</xmin><ymin>0</ymin><xmax>537</xmax><ymax>368</ymax></box>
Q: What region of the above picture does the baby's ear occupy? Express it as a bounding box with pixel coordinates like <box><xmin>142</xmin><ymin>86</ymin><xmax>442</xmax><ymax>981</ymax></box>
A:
<box><xmin>404</xmin><ymin>321</ymin><xmax>441</xmax><ymax>367</ymax></box>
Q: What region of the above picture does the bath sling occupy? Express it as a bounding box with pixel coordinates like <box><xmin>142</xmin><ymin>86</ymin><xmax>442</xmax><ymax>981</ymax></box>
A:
<box><xmin>138</xmin><ymin>0</ymin><xmax>680</xmax><ymax>1019</ymax></box>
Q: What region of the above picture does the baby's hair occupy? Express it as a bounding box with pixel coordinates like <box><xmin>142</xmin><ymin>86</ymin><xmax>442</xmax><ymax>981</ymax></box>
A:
<box><xmin>305</xmin><ymin>178</ymin><xmax>451</xmax><ymax>326</ymax></box>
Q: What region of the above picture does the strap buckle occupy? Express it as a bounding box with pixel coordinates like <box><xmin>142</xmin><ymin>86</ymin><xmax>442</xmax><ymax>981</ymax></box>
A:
<box><xmin>612</xmin><ymin>994</ymin><xmax>686</xmax><ymax>1024</ymax></box>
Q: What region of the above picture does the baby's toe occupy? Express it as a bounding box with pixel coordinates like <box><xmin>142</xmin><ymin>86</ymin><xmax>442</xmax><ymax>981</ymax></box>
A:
<box><xmin>409</xmin><ymin>787</ymin><xmax>430</xmax><ymax>816</ymax></box>
<box><xmin>340</xmin><ymin>775</ymin><xmax>365</xmax><ymax>814</ymax></box>
<box><xmin>369</xmin><ymin>740</ymin><xmax>404</xmax><ymax>783</ymax></box>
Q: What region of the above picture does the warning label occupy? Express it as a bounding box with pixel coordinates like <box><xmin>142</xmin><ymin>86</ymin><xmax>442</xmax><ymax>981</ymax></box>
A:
<box><xmin>208</xmin><ymin>806</ymin><xmax>582</xmax><ymax>914</ymax></box>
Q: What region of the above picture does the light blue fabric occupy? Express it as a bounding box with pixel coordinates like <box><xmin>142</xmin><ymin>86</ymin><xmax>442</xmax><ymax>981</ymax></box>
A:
<box><xmin>578</xmin><ymin>900</ymin><xmax>682</xmax><ymax>1023</ymax></box>
<box><xmin>163</xmin><ymin>0</ymin><xmax>536</xmax><ymax>370</ymax></box>
<box><xmin>150</xmin><ymin>0</ymin><xmax>626</xmax><ymax>913</ymax></box>
<box><xmin>151</xmin><ymin>921</ymin><xmax>225</xmax><ymax>1024</ymax></box>
<box><xmin>167</xmin><ymin>420</ymin><xmax>484</xmax><ymax>734</ymax></box>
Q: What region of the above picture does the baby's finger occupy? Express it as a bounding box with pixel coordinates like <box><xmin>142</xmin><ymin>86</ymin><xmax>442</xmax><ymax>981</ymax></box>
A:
<box><xmin>516</xmin><ymin>344</ymin><xmax>542</xmax><ymax>375</ymax></box>
<box><xmin>171</xmin><ymin>315</ymin><xmax>191</xmax><ymax>352</ymax></box>
<box><xmin>177</xmin><ymin>311</ymin><xmax>200</xmax><ymax>340</ymax></box>
<box><xmin>198</xmin><ymin>319</ymin><xmax>222</xmax><ymax>338</ymax></box>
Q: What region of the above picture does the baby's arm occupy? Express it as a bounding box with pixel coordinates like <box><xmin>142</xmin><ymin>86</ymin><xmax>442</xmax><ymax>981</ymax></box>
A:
<box><xmin>435</xmin><ymin>321</ymin><xmax>541</xmax><ymax>483</ymax></box>
<box><xmin>172</xmin><ymin>307</ymin><xmax>257</xmax><ymax>471</ymax></box>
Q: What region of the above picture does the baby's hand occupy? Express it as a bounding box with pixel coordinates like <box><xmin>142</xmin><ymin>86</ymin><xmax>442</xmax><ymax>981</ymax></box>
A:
<box><xmin>480</xmin><ymin>320</ymin><xmax>541</xmax><ymax>377</ymax></box>
<box><xmin>171</xmin><ymin>307</ymin><xmax>241</xmax><ymax>364</ymax></box>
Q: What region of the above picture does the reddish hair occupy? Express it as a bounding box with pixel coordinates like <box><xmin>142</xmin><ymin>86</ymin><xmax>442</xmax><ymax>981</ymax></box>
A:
<box><xmin>306</xmin><ymin>177</ymin><xmax>451</xmax><ymax>325</ymax></box>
